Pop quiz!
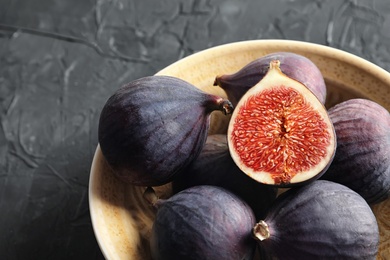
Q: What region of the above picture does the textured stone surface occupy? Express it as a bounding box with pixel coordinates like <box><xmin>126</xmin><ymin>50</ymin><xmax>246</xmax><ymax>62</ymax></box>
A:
<box><xmin>0</xmin><ymin>0</ymin><xmax>389</xmax><ymax>259</ymax></box>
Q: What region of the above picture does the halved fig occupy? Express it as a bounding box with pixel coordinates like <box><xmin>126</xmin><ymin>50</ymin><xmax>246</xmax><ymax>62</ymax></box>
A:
<box><xmin>214</xmin><ymin>52</ymin><xmax>327</xmax><ymax>106</ymax></box>
<box><xmin>227</xmin><ymin>60</ymin><xmax>336</xmax><ymax>187</ymax></box>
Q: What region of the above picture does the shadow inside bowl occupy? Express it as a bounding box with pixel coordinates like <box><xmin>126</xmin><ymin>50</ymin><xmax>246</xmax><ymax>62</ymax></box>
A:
<box><xmin>324</xmin><ymin>79</ymin><xmax>368</xmax><ymax>109</ymax></box>
<box><xmin>90</xmin><ymin>146</ymin><xmax>173</xmax><ymax>260</ymax></box>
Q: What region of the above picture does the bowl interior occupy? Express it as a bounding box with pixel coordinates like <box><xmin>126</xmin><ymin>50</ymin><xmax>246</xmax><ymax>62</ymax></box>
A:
<box><xmin>89</xmin><ymin>40</ymin><xmax>390</xmax><ymax>260</ymax></box>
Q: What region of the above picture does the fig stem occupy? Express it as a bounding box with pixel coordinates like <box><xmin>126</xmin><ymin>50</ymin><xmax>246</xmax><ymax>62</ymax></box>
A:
<box><xmin>143</xmin><ymin>186</ymin><xmax>159</xmax><ymax>207</ymax></box>
<box><xmin>253</xmin><ymin>220</ymin><xmax>270</xmax><ymax>241</ymax></box>
<box><xmin>213</xmin><ymin>75</ymin><xmax>221</xmax><ymax>86</ymax></box>
<box><xmin>269</xmin><ymin>59</ymin><xmax>281</xmax><ymax>71</ymax></box>
<box><xmin>204</xmin><ymin>97</ymin><xmax>234</xmax><ymax>115</ymax></box>
<box><xmin>219</xmin><ymin>99</ymin><xmax>234</xmax><ymax>115</ymax></box>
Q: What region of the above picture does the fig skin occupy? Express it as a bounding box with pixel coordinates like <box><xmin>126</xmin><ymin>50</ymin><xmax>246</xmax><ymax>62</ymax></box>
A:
<box><xmin>98</xmin><ymin>75</ymin><xmax>234</xmax><ymax>186</ymax></box>
<box><xmin>253</xmin><ymin>180</ymin><xmax>379</xmax><ymax>260</ymax></box>
<box><xmin>321</xmin><ymin>98</ymin><xmax>390</xmax><ymax>204</ymax></box>
<box><xmin>149</xmin><ymin>185</ymin><xmax>257</xmax><ymax>260</ymax></box>
<box><xmin>227</xmin><ymin>60</ymin><xmax>336</xmax><ymax>187</ymax></box>
<box><xmin>172</xmin><ymin>134</ymin><xmax>278</xmax><ymax>219</ymax></box>
<box><xmin>214</xmin><ymin>52</ymin><xmax>327</xmax><ymax>106</ymax></box>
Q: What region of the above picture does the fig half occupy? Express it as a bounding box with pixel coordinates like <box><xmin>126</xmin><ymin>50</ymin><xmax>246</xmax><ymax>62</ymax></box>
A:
<box><xmin>321</xmin><ymin>98</ymin><xmax>390</xmax><ymax>204</ymax></box>
<box><xmin>98</xmin><ymin>75</ymin><xmax>233</xmax><ymax>186</ymax></box>
<box><xmin>253</xmin><ymin>180</ymin><xmax>379</xmax><ymax>259</ymax></box>
<box><xmin>148</xmin><ymin>185</ymin><xmax>256</xmax><ymax>260</ymax></box>
<box><xmin>214</xmin><ymin>52</ymin><xmax>327</xmax><ymax>106</ymax></box>
<box><xmin>227</xmin><ymin>60</ymin><xmax>336</xmax><ymax>187</ymax></box>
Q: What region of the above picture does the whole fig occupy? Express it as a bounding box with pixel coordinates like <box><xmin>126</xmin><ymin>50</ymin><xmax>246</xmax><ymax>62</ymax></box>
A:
<box><xmin>227</xmin><ymin>60</ymin><xmax>336</xmax><ymax>187</ymax></box>
<box><xmin>149</xmin><ymin>185</ymin><xmax>256</xmax><ymax>260</ymax></box>
<box><xmin>253</xmin><ymin>180</ymin><xmax>379</xmax><ymax>259</ymax></box>
<box><xmin>172</xmin><ymin>134</ymin><xmax>278</xmax><ymax>219</ymax></box>
<box><xmin>321</xmin><ymin>98</ymin><xmax>390</xmax><ymax>204</ymax></box>
<box><xmin>214</xmin><ymin>52</ymin><xmax>327</xmax><ymax>105</ymax></box>
<box><xmin>98</xmin><ymin>75</ymin><xmax>233</xmax><ymax>186</ymax></box>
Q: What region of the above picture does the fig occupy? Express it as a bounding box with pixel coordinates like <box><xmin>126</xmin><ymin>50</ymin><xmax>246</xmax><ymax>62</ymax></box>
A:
<box><xmin>98</xmin><ymin>75</ymin><xmax>234</xmax><ymax>186</ymax></box>
<box><xmin>227</xmin><ymin>60</ymin><xmax>336</xmax><ymax>187</ymax></box>
<box><xmin>148</xmin><ymin>185</ymin><xmax>257</xmax><ymax>260</ymax></box>
<box><xmin>214</xmin><ymin>52</ymin><xmax>327</xmax><ymax>106</ymax></box>
<box><xmin>253</xmin><ymin>180</ymin><xmax>379</xmax><ymax>259</ymax></box>
<box><xmin>321</xmin><ymin>98</ymin><xmax>390</xmax><ymax>204</ymax></box>
<box><xmin>172</xmin><ymin>134</ymin><xmax>278</xmax><ymax>219</ymax></box>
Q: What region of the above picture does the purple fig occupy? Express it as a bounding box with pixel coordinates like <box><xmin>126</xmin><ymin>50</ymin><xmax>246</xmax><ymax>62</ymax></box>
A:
<box><xmin>321</xmin><ymin>98</ymin><xmax>390</xmax><ymax>204</ymax></box>
<box><xmin>172</xmin><ymin>134</ymin><xmax>277</xmax><ymax>219</ymax></box>
<box><xmin>214</xmin><ymin>52</ymin><xmax>327</xmax><ymax>105</ymax></box>
<box><xmin>98</xmin><ymin>75</ymin><xmax>233</xmax><ymax>186</ymax></box>
<box><xmin>253</xmin><ymin>180</ymin><xmax>379</xmax><ymax>259</ymax></box>
<box><xmin>148</xmin><ymin>185</ymin><xmax>256</xmax><ymax>260</ymax></box>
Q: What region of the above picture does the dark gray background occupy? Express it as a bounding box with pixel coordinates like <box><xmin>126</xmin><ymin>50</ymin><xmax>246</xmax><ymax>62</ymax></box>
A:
<box><xmin>0</xmin><ymin>0</ymin><xmax>389</xmax><ymax>259</ymax></box>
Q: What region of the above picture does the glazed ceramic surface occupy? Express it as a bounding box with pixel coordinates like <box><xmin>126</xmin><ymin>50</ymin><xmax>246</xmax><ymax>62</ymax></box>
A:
<box><xmin>89</xmin><ymin>40</ymin><xmax>390</xmax><ymax>260</ymax></box>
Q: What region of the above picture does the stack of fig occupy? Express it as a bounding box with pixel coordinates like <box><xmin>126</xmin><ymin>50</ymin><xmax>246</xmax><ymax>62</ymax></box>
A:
<box><xmin>98</xmin><ymin>52</ymin><xmax>389</xmax><ymax>260</ymax></box>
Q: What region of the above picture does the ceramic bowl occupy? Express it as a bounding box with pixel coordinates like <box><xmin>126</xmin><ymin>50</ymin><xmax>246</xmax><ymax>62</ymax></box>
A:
<box><xmin>89</xmin><ymin>39</ymin><xmax>390</xmax><ymax>260</ymax></box>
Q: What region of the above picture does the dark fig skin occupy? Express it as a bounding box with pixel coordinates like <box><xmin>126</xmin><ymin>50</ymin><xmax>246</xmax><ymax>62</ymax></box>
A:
<box><xmin>321</xmin><ymin>98</ymin><xmax>390</xmax><ymax>204</ymax></box>
<box><xmin>253</xmin><ymin>180</ymin><xmax>379</xmax><ymax>260</ymax></box>
<box><xmin>98</xmin><ymin>75</ymin><xmax>234</xmax><ymax>186</ymax></box>
<box><xmin>172</xmin><ymin>134</ymin><xmax>278</xmax><ymax>219</ymax></box>
<box><xmin>150</xmin><ymin>185</ymin><xmax>257</xmax><ymax>260</ymax></box>
<box><xmin>214</xmin><ymin>52</ymin><xmax>326</xmax><ymax>106</ymax></box>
